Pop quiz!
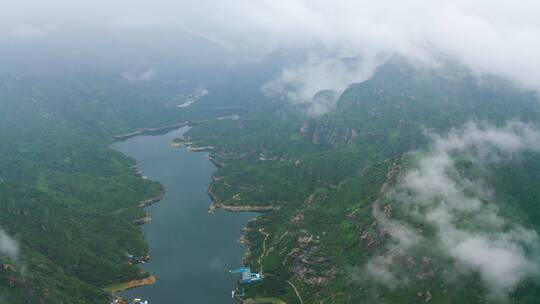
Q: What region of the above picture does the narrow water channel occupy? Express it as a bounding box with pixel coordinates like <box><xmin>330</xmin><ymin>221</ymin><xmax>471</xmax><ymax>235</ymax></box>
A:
<box><xmin>112</xmin><ymin>127</ymin><xmax>255</xmax><ymax>303</ymax></box>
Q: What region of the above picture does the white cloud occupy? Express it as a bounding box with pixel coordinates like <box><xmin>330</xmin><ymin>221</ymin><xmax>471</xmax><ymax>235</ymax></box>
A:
<box><xmin>122</xmin><ymin>67</ymin><xmax>156</xmax><ymax>82</ymax></box>
<box><xmin>262</xmin><ymin>54</ymin><xmax>386</xmax><ymax>116</ymax></box>
<box><xmin>111</xmin><ymin>16</ymin><xmax>170</xmax><ymax>30</ymax></box>
<box><xmin>2</xmin><ymin>1</ymin><xmax>540</xmax><ymax>114</ymax></box>
<box><xmin>374</xmin><ymin>121</ymin><xmax>540</xmax><ymax>297</ymax></box>
<box><xmin>0</xmin><ymin>228</ymin><xmax>19</xmax><ymax>261</ymax></box>
<box><xmin>10</xmin><ymin>24</ymin><xmax>56</xmax><ymax>38</ymax></box>
<box><xmin>198</xmin><ymin>1</ymin><xmax>540</xmax><ymax>92</ymax></box>
<box><xmin>2</xmin><ymin>1</ymin><xmax>540</xmax><ymax>94</ymax></box>
<box><xmin>365</xmin><ymin>255</ymin><xmax>401</xmax><ymax>288</ymax></box>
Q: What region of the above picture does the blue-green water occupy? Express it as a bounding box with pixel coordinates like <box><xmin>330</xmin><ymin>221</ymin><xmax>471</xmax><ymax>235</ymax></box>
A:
<box><xmin>112</xmin><ymin>127</ymin><xmax>255</xmax><ymax>303</ymax></box>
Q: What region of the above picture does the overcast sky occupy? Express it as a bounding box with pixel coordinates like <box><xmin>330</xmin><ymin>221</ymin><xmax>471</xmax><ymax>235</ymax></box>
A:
<box><xmin>2</xmin><ymin>0</ymin><xmax>540</xmax><ymax>90</ymax></box>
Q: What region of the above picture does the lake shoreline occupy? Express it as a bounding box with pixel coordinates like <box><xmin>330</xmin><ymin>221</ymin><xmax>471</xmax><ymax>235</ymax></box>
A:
<box><xmin>208</xmin><ymin>202</ymin><xmax>276</xmax><ymax>213</ymax></box>
<box><xmin>105</xmin><ymin>182</ymin><xmax>165</xmax><ymax>296</ymax></box>
<box><xmin>106</xmin><ymin>275</ymin><xmax>157</xmax><ymax>294</ymax></box>
<box><xmin>111</xmin><ymin>126</ymin><xmax>255</xmax><ymax>303</ymax></box>
<box><xmin>112</xmin><ymin>115</ymin><xmax>240</xmax><ymax>142</ymax></box>
<box><xmin>137</xmin><ymin>189</ymin><xmax>166</xmax><ymax>208</ymax></box>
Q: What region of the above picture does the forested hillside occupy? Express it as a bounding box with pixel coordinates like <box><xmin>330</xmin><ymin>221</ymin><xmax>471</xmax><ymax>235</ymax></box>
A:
<box><xmin>0</xmin><ymin>47</ymin><xmax>288</xmax><ymax>302</ymax></box>
<box><xmin>183</xmin><ymin>57</ymin><xmax>540</xmax><ymax>303</ymax></box>
<box><xmin>0</xmin><ymin>68</ymin><xmax>244</xmax><ymax>302</ymax></box>
<box><xmin>0</xmin><ymin>73</ymin><xmax>178</xmax><ymax>303</ymax></box>
<box><xmin>2</xmin><ymin>51</ymin><xmax>540</xmax><ymax>303</ymax></box>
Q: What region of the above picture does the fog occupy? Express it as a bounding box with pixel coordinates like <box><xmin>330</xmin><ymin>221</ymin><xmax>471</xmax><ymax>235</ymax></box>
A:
<box><xmin>0</xmin><ymin>228</ymin><xmax>19</xmax><ymax>262</ymax></box>
<box><xmin>370</xmin><ymin>122</ymin><xmax>540</xmax><ymax>299</ymax></box>
<box><xmin>1</xmin><ymin>1</ymin><xmax>538</xmax><ymax>73</ymax></box>
<box><xmin>3</xmin><ymin>1</ymin><xmax>540</xmax><ymax>115</ymax></box>
<box><xmin>2</xmin><ymin>1</ymin><xmax>540</xmax><ymax>73</ymax></box>
<box><xmin>3</xmin><ymin>1</ymin><xmax>540</xmax><ymax>301</ymax></box>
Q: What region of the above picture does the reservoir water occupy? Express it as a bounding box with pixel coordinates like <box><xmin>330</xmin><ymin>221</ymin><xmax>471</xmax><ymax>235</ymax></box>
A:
<box><xmin>111</xmin><ymin>127</ymin><xmax>255</xmax><ymax>303</ymax></box>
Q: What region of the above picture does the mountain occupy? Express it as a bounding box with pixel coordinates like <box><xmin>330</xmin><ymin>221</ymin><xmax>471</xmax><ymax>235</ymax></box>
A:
<box><xmin>0</xmin><ymin>50</ymin><xmax>291</xmax><ymax>303</ymax></box>
<box><xmin>2</xmin><ymin>49</ymin><xmax>540</xmax><ymax>303</ymax></box>
<box><xmin>183</xmin><ymin>57</ymin><xmax>540</xmax><ymax>303</ymax></box>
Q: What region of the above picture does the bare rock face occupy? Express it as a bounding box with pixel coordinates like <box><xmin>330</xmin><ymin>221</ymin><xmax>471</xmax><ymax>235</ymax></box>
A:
<box><xmin>288</xmin><ymin>231</ymin><xmax>335</xmax><ymax>285</ymax></box>
<box><xmin>299</xmin><ymin>117</ymin><xmax>359</xmax><ymax>147</ymax></box>
<box><xmin>290</xmin><ymin>213</ymin><xmax>305</xmax><ymax>225</ymax></box>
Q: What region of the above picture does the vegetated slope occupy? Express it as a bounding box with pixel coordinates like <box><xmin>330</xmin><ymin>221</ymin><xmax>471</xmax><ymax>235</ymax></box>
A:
<box><xmin>0</xmin><ymin>73</ymin><xmax>212</xmax><ymax>303</ymax></box>
<box><xmin>184</xmin><ymin>57</ymin><xmax>540</xmax><ymax>303</ymax></box>
<box><xmin>0</xmin><ymin>49</ymin><xmax>294</xmax><ymax>303</ymax></box>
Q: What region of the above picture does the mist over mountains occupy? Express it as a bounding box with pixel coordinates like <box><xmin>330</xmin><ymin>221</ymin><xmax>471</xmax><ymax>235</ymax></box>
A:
<box><xmin>4</xmin><ymin>1</ymin><xmax>540</xmax><ymax>95</ymax></box>
<box><xmin>2</xmin><ymin>1</ymin><xmax>540</xmax><ymax>303</ymax></box>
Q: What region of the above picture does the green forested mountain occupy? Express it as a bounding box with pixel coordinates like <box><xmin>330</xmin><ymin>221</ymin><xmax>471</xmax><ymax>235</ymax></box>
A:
<box><xmin>183</xmin><ymin>57</ymin><xmax>540</xmax><ymax>303</ymax></box>
<box><xmin>0</xmin><ymin>68</ymin><xmax>253</xmax><ymax>302</ymax></box>
<box><xmin>0</xmin><ymin>74</ymin><xmax>173</xmax><ymax>303</ymax></box>
<box><xmin>2</xmin><ymin>53</ymin><xmax>540</xmax><ymax>303</ymax></box>
<box><xmin>0</xmin><ymin>52</ymin><xmax>285</xmax><ymax>303</ymax></box>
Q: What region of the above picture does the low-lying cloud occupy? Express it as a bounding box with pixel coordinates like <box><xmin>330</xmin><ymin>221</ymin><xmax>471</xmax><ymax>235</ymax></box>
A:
<box><xmin>0</xmin><ymin>228</ymin><xmax>19</xmax><ymax>261</ymax></box>
<box><xmin>370</xmin><ymin>121</ymin><xmax>540</xmax><ymax>298</ymax></box>
<box><xmin>3</xmin><ymin>1</ymin><xmax>540</xmax><ymax>101</ymax></box>
<box><xmin>122</xmin><ymin>67</ymin><xmax>156</xmax><ymax>82</ymax></box>
<box><xmin>9</xmin><ymin>24</ymin><xmax>57</xmax><ymax>38</ymax></box>
<box><xmin>262</xmin><ymin>54</ymin><xmax>386</xmax><ymax>116</ymax></box>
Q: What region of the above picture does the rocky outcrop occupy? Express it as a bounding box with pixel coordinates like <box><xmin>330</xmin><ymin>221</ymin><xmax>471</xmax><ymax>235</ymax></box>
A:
<box><xmin>137</xmin><ymin>190</ymin><xmax>165</xmax><ymax>208</ymax></box>
<box><xmin>299</xmin><ymin>118</ymin><xmax>358</xmax><ymax>147</ymax></box>
<box><xmin>288</xmin><ymin>230</ymin><xmax>335</xmax><ymax>285</ymax></box>
<box><xmin>132</xmin><ymin>212</ymin><xmax>151</xmax><ymax>225</ymax></box>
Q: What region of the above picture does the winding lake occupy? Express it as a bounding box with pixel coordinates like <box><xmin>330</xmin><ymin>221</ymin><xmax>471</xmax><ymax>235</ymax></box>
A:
<box><xmin>112</xmin><ymin>127</ymin><xmax>255</xmax><ymax>303</ymax></box>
